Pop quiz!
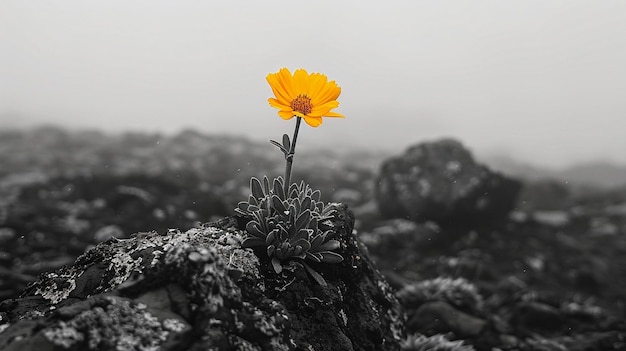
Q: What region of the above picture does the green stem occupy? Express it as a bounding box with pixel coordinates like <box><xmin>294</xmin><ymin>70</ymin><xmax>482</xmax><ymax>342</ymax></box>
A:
<box><xmin>284</xmin><ymin>117</ymin><xmax>302</xmax><ymax>194</ymax></box>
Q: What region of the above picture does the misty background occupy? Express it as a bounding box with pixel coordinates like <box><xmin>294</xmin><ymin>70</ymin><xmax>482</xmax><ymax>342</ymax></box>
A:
<box><xmin>1</xmin><ymin>0</ymin><xmax>626</xmax><ymax>169</ymax></box>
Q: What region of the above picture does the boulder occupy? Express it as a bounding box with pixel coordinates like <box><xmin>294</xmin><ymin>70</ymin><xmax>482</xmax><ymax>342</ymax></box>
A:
<box><xmin>375</xmin><ymin>139</ymin><xmax>521</xmax><ymax>226</ymax></box>
<box><xmin>0</xmin><ymin>204</ymin><xmax>405</xmax><ymax>351</ymax></box>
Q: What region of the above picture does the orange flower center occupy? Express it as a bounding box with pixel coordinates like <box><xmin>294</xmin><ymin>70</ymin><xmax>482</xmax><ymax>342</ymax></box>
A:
<box><xmin>290</xmin><ymin>94</ymin><xmax>312</xmax><ymax>115</ymax></box>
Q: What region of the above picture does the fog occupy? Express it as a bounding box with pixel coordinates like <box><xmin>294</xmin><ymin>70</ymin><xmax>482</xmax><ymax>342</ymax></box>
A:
<box><xmin>1</xmin><ymin>0</ymin><xmax>625</xmax><ymax>168</ymax></box>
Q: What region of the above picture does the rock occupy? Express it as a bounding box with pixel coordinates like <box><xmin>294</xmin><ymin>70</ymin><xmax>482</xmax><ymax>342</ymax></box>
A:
<box><xmin>511</xmin><ymin>301</ymin><xmax>563</xmax><ymax>332</ymax></box>
<box><xmin>0</xmin><ymin>228</ymin><xmax>15</xmax><ymax>242</ymax></box>
<box><xmin>560</xmin><ymin>331</ymin><xmax>626</xmax><ymax>351</ymax></box>
<box><xmin>407</xmin><ymin>301</ymin><xmax>486</xmax><ymax>337</ymax></box>
<box><xmin>0</xmin><ymin>204</ymin><xmax>405</xmax><ymax>351</ymax></box>
<box><xmin>516</xmin><ymin>179</ymin><xmax>571</xmax><ymax>212</ymax></box>
<box><xmin>397</xmin><ymin>277</ymin><xmax>484</xmax><ymax>315</ymax></box>
<box><xmin>359</xmin><ymin>219</ymin><xmax>442</xmax><ymax>283</ymax></box>
<box><xmin>401</xmin><ymin>333</ymin><xmax>476</xmax><ymax>350</ymax></box>
<box><xmin>359</xmin><ymin>219</ymin><xmax>439</xmax><ymax>254</ymax></box>
<box><xmin>375</xmin><ymin>139</ymin><xmax>521</xmax><ymax>226</ymax></box>
<box><xmin>532</xmin><ymin>211</ymin><xmax>570</xmax><ymax>227</ymax></box>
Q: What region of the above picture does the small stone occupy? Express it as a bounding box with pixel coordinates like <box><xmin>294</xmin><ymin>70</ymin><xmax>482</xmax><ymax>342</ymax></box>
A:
<box><xmin>511</xmin><ymin>301</ymin><xmax>563</xmax><ymax>332</ymax></box>
<box><xmin>408</xmin><ymin>300</ymin><xmax>486</xmax><ymax>336</ymax></box>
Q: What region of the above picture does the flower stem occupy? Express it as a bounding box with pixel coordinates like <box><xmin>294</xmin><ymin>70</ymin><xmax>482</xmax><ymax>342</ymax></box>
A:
<box><xmin>284</xmin><ymin>117</ymin><xmax>302</xmax><ymax>194</ymax></box>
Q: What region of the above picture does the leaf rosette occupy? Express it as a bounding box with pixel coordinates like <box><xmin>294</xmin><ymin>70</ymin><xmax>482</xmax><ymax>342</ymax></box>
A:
<box><xmin>236</xmin><ymin>176</ymin><xmax>343</xmax><ymax>284</ymax></box>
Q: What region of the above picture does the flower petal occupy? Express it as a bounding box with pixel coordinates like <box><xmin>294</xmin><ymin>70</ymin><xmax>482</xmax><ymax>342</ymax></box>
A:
<box><xmin>292</xmin><ymin>68</ymin><xmax>309</xmax><ymax>95</ymax></box>
<box><xmin>267</xmin><ymin>72</ymin><xmax>292</xmax><ymax>105</ymax></box>
<box><xmin>268</xmin><ymin>98</ymin><xmax>291</xmax><ymax>111</ymax></box>
<box><xmin>278</xmin><ymin>68</ymin><xmax>296</xmax><ymax>97</ymax></box>
<box><xmin>310</xmin><ymin>100</ymin><xmax>339</xmax><ymax>115</ymax></box>
<box><xmin>312</xmin><ymin>82</ymin><xmax>341</xmax><ymax>105</ymax></box>
<box><xmin>323</xmin><ymin>111</ymin><xmax>345</xmax><ymax>118</ymax></box>
<box><xmin>278</xmin><ymin>110</ymin><xmax>295</xmax><ymax>120</ymax></box>
<box><xmin>306</xmin><ymin>73</ymin><xmax>328</xmax><ymax>98</ymax></box>
<box><xmin>303</xmin><ymin>116</ymin><xmax>323</xmax><ymax>127</ymax></box>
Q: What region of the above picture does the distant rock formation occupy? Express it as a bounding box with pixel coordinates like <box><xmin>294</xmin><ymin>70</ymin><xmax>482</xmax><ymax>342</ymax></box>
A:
<box><xmin>375</xmin><ymin>139</ymin><xmax>521</xmax><ymax>226</ymax></box>
<box><xmin>0</xmin><ymin>204</ymin><xmax>405</xmax><ymax>350</ymax></box>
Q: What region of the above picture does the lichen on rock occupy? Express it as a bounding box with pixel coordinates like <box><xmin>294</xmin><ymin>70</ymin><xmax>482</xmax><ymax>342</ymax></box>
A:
<box><xmin>42</xmin><ymin>296</ymin><xmax>177</xmax><ymax>350</ymax></box>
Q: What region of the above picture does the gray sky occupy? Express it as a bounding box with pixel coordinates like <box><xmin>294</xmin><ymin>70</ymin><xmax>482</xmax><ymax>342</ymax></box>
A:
<box><xmin>1</xmin><ymin>1</ymin><xmax>625</xmax><ymax>168</ymax></box>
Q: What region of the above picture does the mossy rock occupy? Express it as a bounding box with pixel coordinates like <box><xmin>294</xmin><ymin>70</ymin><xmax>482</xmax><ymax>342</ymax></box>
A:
<box><xmin>0</xmin><ymin>204</ymin><xmax>405</xmax><ymax>350</ymax></box>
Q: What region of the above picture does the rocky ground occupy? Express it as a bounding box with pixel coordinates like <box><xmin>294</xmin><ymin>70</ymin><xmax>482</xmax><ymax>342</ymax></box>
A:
<box><xmin>0</xmin><ymin>128</ymin><xmax>625</xmax><ymax>350</ymax></box>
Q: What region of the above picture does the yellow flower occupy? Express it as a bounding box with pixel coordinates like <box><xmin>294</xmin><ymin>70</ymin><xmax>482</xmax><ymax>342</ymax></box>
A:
<box><xmin>266</xmin><ymin>68</ymin><xmax>345</xmax><ymax>127</ymax></box>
